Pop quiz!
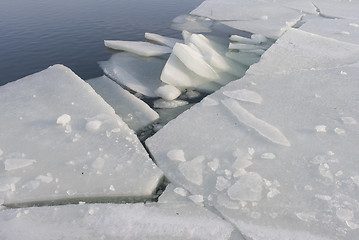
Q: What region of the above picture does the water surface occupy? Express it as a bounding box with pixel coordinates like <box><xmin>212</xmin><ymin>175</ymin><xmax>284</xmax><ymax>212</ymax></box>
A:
<box><xmin>0</xmin><ymin>0</ymin><xmax>203</xmax><ymax>85</ymax></box>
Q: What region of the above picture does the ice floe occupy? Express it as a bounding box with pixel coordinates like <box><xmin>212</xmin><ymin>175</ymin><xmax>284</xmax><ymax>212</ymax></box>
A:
<box><xmin>104</xmin><ymin>40</ymin><xmax>172</xmax><ymax>57</ymax></box>
<box><xmin>145</xmin><ymin>32</ymin><xmax>183</xmax><ymax>48</ymax></box>
<box><xmin>0</xmin><ymin>202</ymin><xmax>237</xmax><ymax>240</ymax></box>
<box><xmin>99</xmin><ymin>53</ymin><xmax>166</xmax><ymax>97</ymax></box>
<box><xmin>146</xmin><ymin>25</ymin><xmax>359</xmax><ymax>239</ymax></box>
<box><xmin>87</xmin><ymin>76</ymin><xmax>159</xmax><ymax>131</ymax></box>
<box><xmin>0</xmin><ymin>65</ymin><xmax>163</xmax><ymax>207</ymax></box>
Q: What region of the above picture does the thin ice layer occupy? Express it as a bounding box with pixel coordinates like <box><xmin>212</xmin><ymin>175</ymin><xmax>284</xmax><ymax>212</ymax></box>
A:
<box><xmin>104</xmin><ymin>40</ymin><xmax>172</xmax><ymax>57</ymax></box>
<box><xmin>247</xmin><ymin>28</ymin><xmax>359</xmax><ymax>75</ymax></box>
<box><xmin>0</xmin><ymin>202</ymin><xmax>236</xmax><ymax>240</ymax></box>
<box><xmin>87</xmin><ymin>76</ymin><xmax>159</xmax><ymax>131</ymax></box>
<box><xmin>99</xmin><ymin>53</ymin><xmax>166</xmax><ymax>97</ymax></box>
<box><xmin>146</xmin><ymin>31</ymin><xmax>359</xmax><ymax>238</ymax></box>
<box><xmin>0</xmin><ymin>65</ymin><xmax>163</xmax><ymax>207</ymax></box>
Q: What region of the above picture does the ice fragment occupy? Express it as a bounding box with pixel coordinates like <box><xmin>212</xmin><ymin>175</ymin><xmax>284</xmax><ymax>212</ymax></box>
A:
<box><xmin>4</xmin><ymin>158</ymin><xmax>36</xmax><ymax>171</ymax></box>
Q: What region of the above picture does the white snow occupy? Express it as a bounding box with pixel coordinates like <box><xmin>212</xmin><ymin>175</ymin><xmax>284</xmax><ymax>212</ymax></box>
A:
<box><xmin>99</xmin><ymin>53</ymin><xmax>166</xmax><ymax>97</ymax></box>
<box><xmin>87</xmin><ymin>76</ymin><xmax>159</xmax><ymax>131</ymax></box>
<box><xmin>104</xmin><ymin>40</ymin><xmax>172</xmax><ymax>57</ymax></box>
<box><xmin>0</xmin><ymin>65</ymin><xmax>163</xmax><ymax>206</ymax></box>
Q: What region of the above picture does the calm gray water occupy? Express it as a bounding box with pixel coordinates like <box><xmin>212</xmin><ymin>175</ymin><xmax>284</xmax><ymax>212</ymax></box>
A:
<box><xmin>0</xmin><ymin>0</ymin><xmax>203</xmax><ymax>85</ymax></box>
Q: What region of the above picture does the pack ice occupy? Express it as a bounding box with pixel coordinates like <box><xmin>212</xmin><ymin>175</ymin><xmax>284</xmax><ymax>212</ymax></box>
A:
<box><xmin>0</xmin><ymin>65</ymin><xmax>163</xmax><ymax>207</ymax></box>
<box><xmin>146</xmin><ymin>28</ymin><xmax>359</xmax><ymax>240</ymax></box>
<box><xmin>0</xmin><ymin>201</ymin><xmax>237</xmax><ymax>240</ymax></box>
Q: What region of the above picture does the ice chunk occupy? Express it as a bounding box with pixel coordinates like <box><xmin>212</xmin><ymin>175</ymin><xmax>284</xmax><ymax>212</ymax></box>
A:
<box><xmin>0</xmin><ymin>202</ymin><xmax>236</xmax><ymax>240</ymax></box>
<box><xmin>87</xmin><ymin>76</ymin><xmax>159</xmax><ymax>131</ymax></box>
<box><xmin>172</xmin><ymin>43</ymin><xmax>219</xmax><ymax>80</ymax></box>
<box><xmin>171</xmin><ymin>15</ymin><xmax>212</xmax><ymax>33</ymax></box>
<box><xmin>104</xmin><ymin>40</ymin><xmax>171</xmax><ymax>57</ymax></box>
<box><xmin>160</xmin><ymin>53</ymin><xmax>221</xmax><ymax>93</ymax></box>
<box><xmin>188</xmin><ymin>34</ymin><xmax>247</xmax><ymax>77</ymax></box>
<box><xmin>222</xmin><ymin>99</ymin><xmax>290</xmax><ymax>147</ymax></box>
<box><xmin>155</xmin><ymin>85</ymin><xmax>181</xmax><ymax>101</ymax></box>
<box><xmin>227</xmin><ymin>172</ymin><xmax>263</xmax><ymax>202</ymax></box>
<box><xmin>167</xmin><ymin>149</ymin><xmax>186</xmax><ymax>162</ymax></box>
<box><xmin>0</xmin><ymin>65</ymin><xmax>163</xmax><ymax>207</ymax></box>
<box><xmin>228</xmin><ymin>43</ymin><xmax>267</xmax><ymax>51</ymax></box>
<box><xmin>99</xmin><ymin>53</ymin><xmax>165</xmax><ymax>97</ymax></box>
<box><xmin>145</xmin><ymin>32</ymin><xmax>183</xmax><ymax>48</ymax></box>
<box><xmin>56</xmin><ymin>114</ymin><xmax>71</xmax><ymax>126</ymax></box>
<box><xmin>153</xmin><ymin>99</ymin><xmax>188</xmax><ymax>109</ymax></box>
<box><xmin>178</xmin><ymin>156</ymin><xmax>205</xmax><ymax>185</ymax></box>
<box><xmin>4</xmin><ymin>159</ymin><xmax>36</xmax><ymax>171</ymax></box>
<box><xmin>223</xmin><ymin>89</ymin><xmax>262</xmax><ymax>104</ymax></box>
<box><xmin>230</xmin><ymin>35</ymin><xmax>261</xmax><ymax>45</ymax></box>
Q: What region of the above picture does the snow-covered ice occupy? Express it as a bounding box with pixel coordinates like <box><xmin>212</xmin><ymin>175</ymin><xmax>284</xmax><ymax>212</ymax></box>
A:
<box><xmin>0</xmin><ymin>65</ymin><xmax>163</xmax><ymax>207</ymax></box>
<box><xmin>104</xmin><ymin>40</ymin><xmax>172</xmax><ymax>57</ymax></box>
<box><xmin>99</xmin><ymin>53</ymin><xmax>166</xmax><ymax>97</ymax></box>
<box><xmin>0</xmin><ymin>202</ymin><xmax>237</xmax><ymax>240</ymax></box>
<box><xmin>191</xmin><ymin>0</ymin><xmax>304</xmax><ymax>39</ymax></box>
<box><xmin>87</xmin><ymin>76</ymin><xmax>159</xmax><ymax>131</ymax></box>
<box><xmin>146</xmin><ymin>26</ymin><xmax>359</xmax><ymax>239</ymax></box>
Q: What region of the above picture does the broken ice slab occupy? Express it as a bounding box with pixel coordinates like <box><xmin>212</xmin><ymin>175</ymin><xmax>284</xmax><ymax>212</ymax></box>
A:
<box><xmin>190</xmin><ymin>0</ymin><xmax>304</xmax><ymax>39</ymax></box>
<box><xmin>146</xmin><ymin>58</ymin><xmax>359</xmax><ymax>239</ymax></box>
<box><xmin>171</xmin><ymin>14</ymin><xmax>213</xmax><ymax>33</ymax></box>
<box><xmin>155</xmin><ymin>84</ymin><xmax>181</xmax><ymax>101</ymax></box>
<box><xmin>312</xmin><ymin>0</ymin><xmax>359</xmax><ymax>19</ymax></box>
<box><xmin>160</xmin><ymin>53</ymin><xmax>222</xmax><ymax>93</ymax></box>
<box><xmin>153</xmin><ymin>99</ymin><xmax>189</xmax><ymax>109</ymax></box>
<box><xmin>300</xmin><ymin>18</ymin><xmax>359</xmax><ymax>45</ymax></box>
<box><xmin>0</xmin><ymin>65</ymin><xmax>163</xmax><ymax>207</ymax></box>
<box><xmin>187</xmin><ymin>33</ymin><xmax>247</xmax><ymax>78</ymax></box>
<box><xmin>99</xmin><ymin>53</ymin><xmax>166</xmax><ymax>97</ymax></box>
<box><xmin>247</xmin><ymin>28</ymin><xmax>359</xmax><ymax>75</ymax></box>
<box><xmin>145</xmin><ymin>32</ymin><xmax>183</xmax><ymax>48</ymax></box>
<box><xmin>0</xmin><ymin>202</ymin><xmax>238</xmax><ymax>240</ymax></box>
<box><xmin>104</xmin><ymin>40</ymin><xmax>172</xmax><ymax>57</ymax></box>
<box><xmin>86</xmin><ymin>76</ymin><xmax>159</xmax><ymax>132</ymax></box>
<box><xmin>225</xmin><ymin>52</ymin><xmax>261</xmax><ymax>67</ymax></box>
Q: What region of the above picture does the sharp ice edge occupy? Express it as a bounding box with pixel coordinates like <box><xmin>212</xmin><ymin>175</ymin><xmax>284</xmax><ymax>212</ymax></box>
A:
<box><xmin>221</xmin><ymin>98</ymin><xmax>290</xmax><ymax>147</ymax></box>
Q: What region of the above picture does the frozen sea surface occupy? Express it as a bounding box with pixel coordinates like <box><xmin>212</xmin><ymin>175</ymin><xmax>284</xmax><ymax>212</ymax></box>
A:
<box><xmin>1</xmin><ymin>0</ymin><xmax>359</xmax><ymax>239</ymax></box>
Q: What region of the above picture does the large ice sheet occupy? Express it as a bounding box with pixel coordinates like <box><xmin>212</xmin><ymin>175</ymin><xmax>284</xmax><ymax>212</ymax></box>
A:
<box><xmin>99</xmin><ymin>53</ymin><xmax>166</xmax><ymax>97</ymax></box>
<box><xmin>146</xmin><ymin>30</ymin><xmax>359</xmax><ymax>239</ymax></box>
<box><xmin>247</xmin><ymin>28</ymin><xmax>359</xmax><ymax>75</ymax></box>
<box><xmin>104</xmin><ymin>40</ymin><xmax>172</xmax><ymax>57</ymax></box>
<box><xmin>313</xmin><ymin>0</ymin><xmax>359</xmax><ymax>19</ymax></box>
<box><xmin>87</xmin><ymin>76</ymin><xmax>159</xmax><ymax>131</ymax></box>
<box><xmin>0</xmin><ymin>202</ymin><xmax>236</xmax><ymax>240</ymax></box>
<box><xmin>300</xmin><ymin>18</ymin><xmax>359</xmax><ymax>45</ymax></box>
<box><xmin>0</xmin><ymin>65</ymin><xmax>163</xmax><ymax>207</ymax></box>
<box><xmin>190</xmin><ymin>0</ymin><xmax>304</xmax><ymax>39</ymax></box>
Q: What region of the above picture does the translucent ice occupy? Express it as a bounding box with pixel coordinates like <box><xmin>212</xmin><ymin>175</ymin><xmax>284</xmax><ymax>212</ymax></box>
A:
<box><xmin>155</xmin><ymin>84</ymin><xmax>181</xmax><ymax>101</ymax></box>
<box><xmin>104</xmin><ymin>40</ymin><xmax>172</xmax><ymax>57</ymax></box>
<box><xmin>99</xmin><ymin>53</ymin><xmax>166</xmax><ymax>97</ymax></box>
<box><xmin>87</xmin><ymin>76</ymin><xmax>159</xmax><ymax>131</ymax></box>
<box><xmin>145</xmin><ymin>32</ymin><xmax>183</xmax><ymax>48</ymax></box>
